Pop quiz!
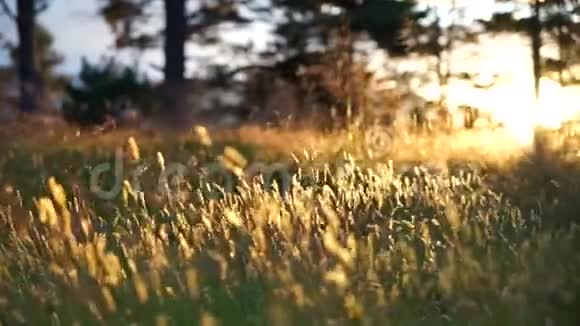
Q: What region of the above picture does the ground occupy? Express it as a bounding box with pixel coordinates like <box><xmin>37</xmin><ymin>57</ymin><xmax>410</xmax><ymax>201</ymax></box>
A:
<box><xmin>0</xmin><ymin>118</ymin><xmax>579</xmax><ymax>325</ymax></box>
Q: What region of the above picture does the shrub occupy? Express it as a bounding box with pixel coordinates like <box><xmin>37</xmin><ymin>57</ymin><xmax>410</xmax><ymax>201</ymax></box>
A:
<box><xmin>62</xmin><ymin>58</ymin><xmax>154</xmax><ymax>126</ymax></box>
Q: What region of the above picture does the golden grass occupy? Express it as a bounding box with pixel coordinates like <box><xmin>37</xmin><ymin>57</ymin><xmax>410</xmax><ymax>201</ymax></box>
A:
<box><xmin>0</xmin><ymin>118</ymin><xmax>579</xmax><ymax>324</ymax></box>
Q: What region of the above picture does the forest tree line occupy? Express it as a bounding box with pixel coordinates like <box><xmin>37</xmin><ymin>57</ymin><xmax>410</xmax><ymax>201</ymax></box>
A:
<box><xmin>0</xmin><ymin>0</ymin><xmax>579</xmax><ymax>127</ymax></box>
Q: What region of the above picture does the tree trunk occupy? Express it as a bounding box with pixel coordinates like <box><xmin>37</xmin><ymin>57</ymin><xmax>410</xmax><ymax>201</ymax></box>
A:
<box><xmin>163</xmin><ymin>0</ymin><xmax>186</xmax><ymax>83</ymax></box>
<box><xmin>432</xmin><ymin>12</ymin><xmax>447</xmax><ymax>106</ymax></box>
<box><xmin>531</xmin><ymin>0</ymin><xmax>542</xmax><ymax>99</ymax></box>
<box><xmin>556</xmin><ymin>0</ymin><xmax>566</xmax><ymax>85</ymax></box>
<box><xmin>162</xmin><ymin>0</ymin><xmax>188</xmax><ymax>124</ymax></box>
<box><xmin>444</xmin><ymin>0</ymin><xmax>457</xmax><ymax>105</ymax></box>
<box><xmin>17</xmin><ymin>0</ymin><xmax>40</xmax><ymax>113</ymax></box>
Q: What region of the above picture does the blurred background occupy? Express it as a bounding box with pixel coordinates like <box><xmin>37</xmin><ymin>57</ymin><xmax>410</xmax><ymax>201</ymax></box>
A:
<box><xmin>0</xmin><ymin>0</ymin><xmax>579</xmax><ymax>136</ymax></box>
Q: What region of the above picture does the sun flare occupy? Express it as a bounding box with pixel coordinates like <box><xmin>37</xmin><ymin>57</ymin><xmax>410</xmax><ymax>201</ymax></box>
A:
<box><xmin>498</xmin><ymin>78</ymin><xmax>580</xmax><ymax>146</ymax></box>
<box><xmin>443</xmin><ymin>74</ymin><xmax>580</xmax><ymax>147</ymax></box>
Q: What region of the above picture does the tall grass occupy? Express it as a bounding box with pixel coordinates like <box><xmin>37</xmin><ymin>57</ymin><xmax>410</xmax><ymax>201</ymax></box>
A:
<box><xmin>0</xmin><ymin>126</ymin><xmax>579</xmax><ymax>325</ymax></box>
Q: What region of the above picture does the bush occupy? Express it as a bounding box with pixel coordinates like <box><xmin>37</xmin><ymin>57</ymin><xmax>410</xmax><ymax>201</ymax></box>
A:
<box><xmin>62</xmin><ymin>58</ymin><xmax>154</xmax><ymax>126</ymax></box>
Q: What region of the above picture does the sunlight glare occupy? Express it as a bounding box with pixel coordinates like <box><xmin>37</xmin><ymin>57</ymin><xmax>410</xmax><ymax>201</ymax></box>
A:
<box><xmin>498</xmin><ymin>78</ymin><xmax>574</xmax><ymax>147</ymax></box>
<box><xmin>447</xmin><ymin>76</ymin><xmax>579</xmax><ymax>148</ymax></box>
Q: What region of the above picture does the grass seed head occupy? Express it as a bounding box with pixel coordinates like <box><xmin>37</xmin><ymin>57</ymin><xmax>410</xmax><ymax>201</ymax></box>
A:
<box><xmin>157</xmin><ymin>151</ymin><xmax>166</xmax><ymax>171</ymax></box>
<box><xmin>127</xmin><ymin>137</ymin><xmax>141</xmax><ymax>161</ymax></box>
<box><xmin>133</xmin><ymin>275</ymin><xmax>149</xmax><ymax>303</ymax></box>
<box><xmin>194</xmin><ymin>125</ymin><xmax>213</xmax><ymax>147</ymax></box>
<box><xmin>200</xmin><ymin>312</ymin><xmax>218</xmax><ymax>326</ymax></box>
<box><xmin>37</xmin><ymin>197</ymin><xmax>58</xmax><ymax>227</ymax></box>
<box><xmin>186</xmin><ymin>268</ymin><xmax>200</xmax><ymax>299</ymax></box>
<box><xmin>101</xmin><ymin>286</ymin><xmax>117</xmax><ymax>312</ymax></box>
<box><xmin>48</xmin><ymin>177</ymin><xmax>67</xmax><ymax>208</ymax></box>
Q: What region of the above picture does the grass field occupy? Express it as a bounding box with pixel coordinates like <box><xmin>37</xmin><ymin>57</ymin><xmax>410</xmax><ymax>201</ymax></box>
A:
<box><xmin>0</xmin><ymin>119</ymin><xmax>579</xmax><ymax>325</ymax></box>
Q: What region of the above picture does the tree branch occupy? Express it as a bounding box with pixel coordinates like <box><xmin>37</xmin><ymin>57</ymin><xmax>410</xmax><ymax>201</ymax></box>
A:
<box><xmin>0</xmin><ymin>0</ymin><xmax>16</xmax><ymax>22</ymax></box>
<box><xmin>224</xmin><ymin>64</ymin><xmax>277</xmax><ymax>78</ymax></box>
<box><xmin>35</xmin><ymin>0</ymin><xmax>50</xmax><ymax>13</ymax></box>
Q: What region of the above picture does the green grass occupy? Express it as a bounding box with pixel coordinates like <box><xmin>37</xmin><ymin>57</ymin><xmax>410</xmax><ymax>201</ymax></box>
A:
<box><xmin>0</xmin><ymin>125</ymin><xmax>579</xmax><ymax>325</ymax></box>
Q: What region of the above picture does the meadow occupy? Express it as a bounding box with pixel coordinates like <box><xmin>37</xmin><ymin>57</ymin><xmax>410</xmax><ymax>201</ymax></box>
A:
<box><xmin>0</xmin><ymin>119</ymin><xmax>579</xmax><ymax>325</ymax></box>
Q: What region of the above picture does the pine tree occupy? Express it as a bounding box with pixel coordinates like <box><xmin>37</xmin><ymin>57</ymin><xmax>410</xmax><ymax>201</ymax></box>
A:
<box><xmin>0</xmin><ymin>0</ymin><xmax>52</xmax><ymax>113</ymax></box>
